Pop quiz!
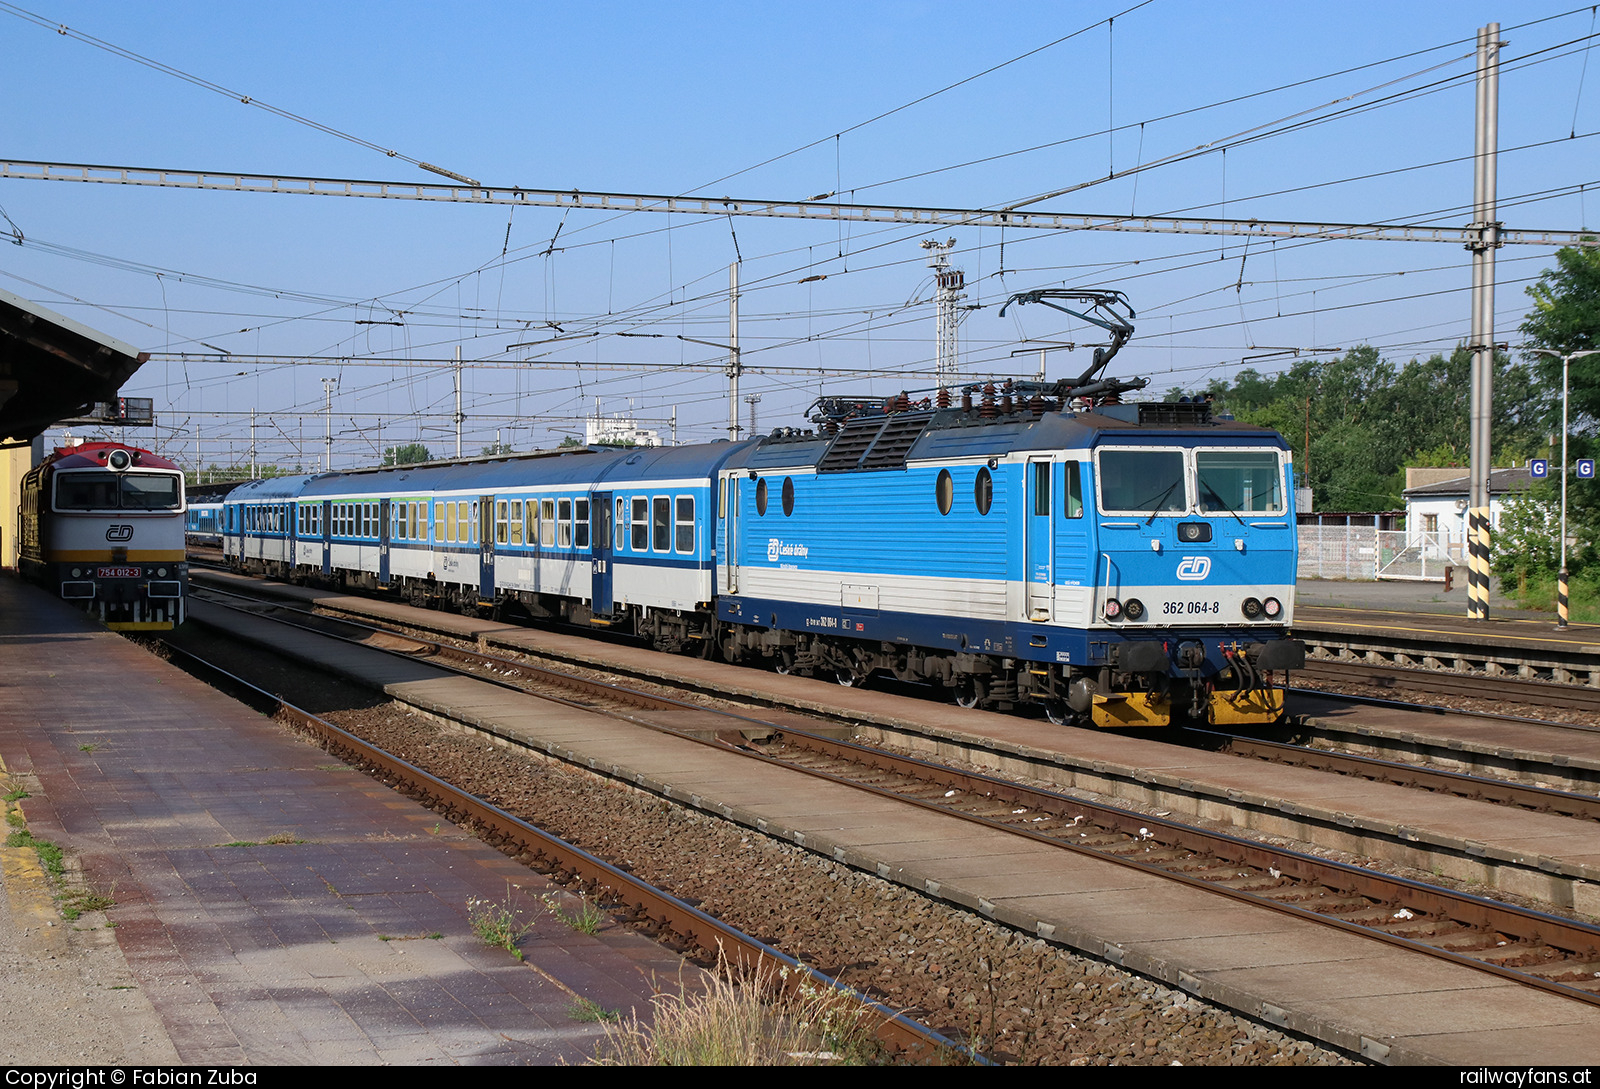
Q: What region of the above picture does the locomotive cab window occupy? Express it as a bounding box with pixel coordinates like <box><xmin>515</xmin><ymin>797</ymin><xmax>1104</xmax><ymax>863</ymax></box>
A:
<box><xmin>935</xmin><ymin>469</ymin><xmax>953</xmax><ymax>515</ymax></box>
<box><xmin>974</xmin><ymin>467</ymin><xmax>993</xmax><ymax>516</ymax></box>
<box><xmin>1196</xmin><ymin>450</ymin><xmax>1285</xmax><ymax>514</ymax></box>
<box><xmin>1097</xmin><ymin>449</ymin><xmax>1187</xmax><ymax>515</ymax></box>
<box><xmin>1064</xmin><ymin>462</ymin><xmax>1083</xmax><ymax>519</ymax></box>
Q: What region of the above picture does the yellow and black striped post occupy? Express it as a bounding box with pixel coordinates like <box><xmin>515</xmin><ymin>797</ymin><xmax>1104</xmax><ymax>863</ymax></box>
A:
<box><xmin>1558</xmin><ymin>566</ymin><xmax>1569</xmax><ymax>629</ymax></box>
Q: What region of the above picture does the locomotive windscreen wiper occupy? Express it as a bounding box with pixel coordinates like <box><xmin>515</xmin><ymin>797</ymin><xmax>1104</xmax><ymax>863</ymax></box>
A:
<box><xmin>1143</xmin><ymin>479</ymin><xmax>1183</xmax><ymax>524</ymax></box>
<box><xmin>1197</xmin><ymin>475</ymin><xmax>1245</xmax><ymax>524</ymax></box>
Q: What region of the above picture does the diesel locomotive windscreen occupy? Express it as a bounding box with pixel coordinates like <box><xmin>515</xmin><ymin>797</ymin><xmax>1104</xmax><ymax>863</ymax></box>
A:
<box><xmin>55</xmin><ymin>471</ymin><xmax>183</xmax><ymax>511</ymax></box>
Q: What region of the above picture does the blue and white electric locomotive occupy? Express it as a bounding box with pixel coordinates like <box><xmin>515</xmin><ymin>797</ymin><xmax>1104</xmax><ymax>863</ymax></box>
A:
<box><xmin>219</xmin><ymin>290</ymin><xmax>1303</xmax><ymax>727</ymax></box>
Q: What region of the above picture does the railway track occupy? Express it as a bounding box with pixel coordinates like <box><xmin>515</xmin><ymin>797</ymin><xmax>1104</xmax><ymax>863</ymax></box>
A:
<box><xmin>157</xmin><ymin>630</ymin><xmax>962</xmax><ymax>1064</ymax></box>
<box><xmin>182</xmin><ymin>583</ymin><xmax>1600</xmax><ymax>1017</ymax></box>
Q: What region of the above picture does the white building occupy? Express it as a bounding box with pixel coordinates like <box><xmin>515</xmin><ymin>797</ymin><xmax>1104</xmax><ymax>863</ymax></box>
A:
<box><xmin>1401</xmin><ymin>466</ymin><xmax>1534</xmax><ymax>561</ymax></box>
<box><xmin>584</xmin><ymin>412</ymin><xmax>661</xmax><ymax>448</ymax></box>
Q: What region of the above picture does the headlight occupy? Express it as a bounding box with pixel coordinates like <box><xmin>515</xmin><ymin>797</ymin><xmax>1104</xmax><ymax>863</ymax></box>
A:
<box><xmin>1241</xmin><ymin>597</ymin><xmax>1263</xmax><ymax>620</ymax></box>
<box><xmin>1104</xmin><ymin>597</ymin><xmax>1123</xmax><ymax>620</ymax></box>
<box><xmin>1263</xmin><ymin>597</ymin><xmax>1282</xmax><ymax>618</ymax></box>
<box><xmin>1124</xmin><ymin>598</ymin><xmax>1146</xmax><ymax>621</ymax></box>
<box><xmin>71</xmin><ymin>568</ymin><xmax>81</xmax><ymax>578</ymax></box>
<box><xmin>157</xmin><ymin>567</ymin><xmax>168</xmax><ymax>577</ymax></box>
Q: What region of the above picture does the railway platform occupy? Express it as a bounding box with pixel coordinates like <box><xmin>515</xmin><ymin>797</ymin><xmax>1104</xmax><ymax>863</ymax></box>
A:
<box><xmin>185</xmin><ymin>571</ymin><xmax>1600</xmax><ymax>1064</ymax></box>
<box><xmin>0</xmin><ymin>575</ymin><xmax>683</xmax><ymax>1065</ymax></box>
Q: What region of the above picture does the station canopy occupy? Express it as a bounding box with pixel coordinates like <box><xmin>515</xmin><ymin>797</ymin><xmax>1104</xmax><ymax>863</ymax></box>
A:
<box><xmin>0</xmin><ymin>285</ymin><xmax>147</xmax><ymax>447</ymax></box>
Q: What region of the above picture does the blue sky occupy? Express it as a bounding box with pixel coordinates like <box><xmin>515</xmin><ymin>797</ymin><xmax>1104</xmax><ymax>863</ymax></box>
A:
<box><xmin>3</xmin><ymin>1</ymin><xmax>1597</xmax><ymax>468</ymax></box>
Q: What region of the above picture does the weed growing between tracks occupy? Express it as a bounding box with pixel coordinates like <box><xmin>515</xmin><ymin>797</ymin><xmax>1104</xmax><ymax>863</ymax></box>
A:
<box><xmin>587</xmin><ymin>953</ymin><xmax>884</xmax><ymax>1066</ymax></box>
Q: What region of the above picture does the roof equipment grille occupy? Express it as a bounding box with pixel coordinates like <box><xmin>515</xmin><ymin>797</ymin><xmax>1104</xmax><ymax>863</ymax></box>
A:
<box><xmin>816</xmin><ymin>412</ymin><xmax>935</xmax><ymax>472</ymax></box>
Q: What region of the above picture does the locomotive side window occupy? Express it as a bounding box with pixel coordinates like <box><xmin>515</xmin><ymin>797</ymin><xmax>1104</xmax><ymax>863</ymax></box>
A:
<box><xmin>935</xmin><ymin>469</ymin><xmax>953</xmax><ymax>515</ymax></box>
<box><xmin>781</xmin><ymin>477</ymin><xmax>795</xmax><ymax>517</ymax></box>
<box><xmin>1033</xmin><ymin>462</ymin><xmax>1051</xmax><ymax>516</ymax></box>
<box><xmin>1098</xmin><ymin>450</ymin><xmax>1186</xmax><ymax>515</ymax></box>
<box><xmin>1064</xmin><ymin>462</ymin><xmax>1083</xmax><ymax>519</ymax></box>
<box><xmin>675</xmin><ymin>497</ymin><xmax>694</xmax><ymax>553</ymax></box>
<box><xmin>1196</xmin><ymin>450</ymin><xmax>1284</xmax><ymax>514</ymax></box>
<box><xmin>652</xmin><ymin>496</ymin><xmax>670</xmax><ymax>552</ymax></box>
<box><xmin>974</xmin><ymin>467</ymin><xmax>993</xmax><ymax>516</ymax></box>
<box><xmin>755</xmin><ymin>478</ymin><xmax>768</xmax><ymax>516</ymax></box>
<box><xmin>631</xmin><ymin>497</ymin><xmax>648</xmax><ymax>550</ymax></box>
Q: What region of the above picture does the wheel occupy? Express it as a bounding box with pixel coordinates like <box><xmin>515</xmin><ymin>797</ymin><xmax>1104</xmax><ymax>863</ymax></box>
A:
<box><xmin>836</xmin><ymin>668</ymin><xmax>857</xmax><ymax>687</ymax></box>
<box><xmin>1043</xmin><ymin>699</ymin><xmax>1070</xmax><ymax>726</ymax></box>
<box><xmin>954</xmin><ymin>681</ymin><xmax>982</xmax><ymax>709</ymax></box>
<box><xmin>775</xmin><ymin>659</ymin><xmax>792</xmax><ymax>676</ymax></box>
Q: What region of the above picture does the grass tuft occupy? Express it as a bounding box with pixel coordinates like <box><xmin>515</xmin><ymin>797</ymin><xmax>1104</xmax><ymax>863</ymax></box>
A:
<box><xmin>543</xmin><ymin>891</ymin><xmax>605</xmax><ymax>935</ymax></box>
<box><xmin>6</xmin><ymin>829</ymin><xmax>64</xmax><ymax>877</ymax></box>
<box><xmin>569</xmin><ymin>997</ymin><xmax>620</xmax><ymax>1023</ymax></box>
<box><xmin>60</xmin><ymin>884</ymin><xmax>116</xmax><ymax>921</ymax></box>
<box><xmin>467</xmin><ymin>887</ymin><xmax>535</xmax><ymax>962</ymax></box>
<box><xmin>589</xmin><ymin>953</ymin><xmax>882</xmax><ymax>1066</ymax></box>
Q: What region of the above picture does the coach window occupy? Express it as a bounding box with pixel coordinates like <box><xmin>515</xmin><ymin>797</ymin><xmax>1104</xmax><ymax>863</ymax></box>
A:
<box><xmin>974</xmin><ymin>467</ymin><xmax>993</xmax><ymax>516</ymax></box>
<box><xmin>496</xmin><ymin>501</ymin><xmax>509</xmax><ymax>544</ymax></box>
<box><xmin>648</xmin><ymin>496</ymin><xmax>667</xmax><ymax>551</ymax></box>
<box><xmin>509</xmin><ymin>501</ymin><xmax>523</xmax><ymax>545</ymax></box>
<box><xmin>615</xmin><ymin>498</ymin><xmax>626</xmax><ymax>550</ymax></box>
<box><xmin>675</xmin><ymin>497</ymin><xmax>694</xmax><ymax>553</ymax></box>
<box><xmin>755</xmin><ymin>478</ymin><xmax>768</xmax><ymax>516</ymax></box>
<box><xmin>558</xmin><ymin>498</ymin><xmax>573</xmax><ymax>547</ymax></box>
<box><xmin>523</xmin><ymin>500</ymin><xmax>535</xmax><ymax>546</ymax></box>
<box><xmin>540</xmin><ymin>499</ymin><xmax>557</xmax><ymax>547</ymax></box>
<box><xmin>631</xmin><ymin>497</ymin><xmax>649</xmax><ymax>551</ymax></box>
<box><xmin>1064</xmin><ymin>462</ymin><xmax>1083</xmax><ymax>518</ymax></box>
<box><xmin>575</xmin><ymin>498</ymin><xmax>591</xmax><ymax>549</ymax></box>
<box><xmin>935</xmin><ymin>469</ymin><xmax>954</xmax><ymax>515</ymax></box>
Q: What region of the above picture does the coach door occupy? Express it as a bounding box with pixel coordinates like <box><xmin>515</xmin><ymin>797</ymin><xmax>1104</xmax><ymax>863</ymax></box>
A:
<box><xmin>478</xmin><ymin>495</ymin><xmax>495</xmax><ymax>602</ymax></box>
<box><xmin>1025</xmin><ymin>458</ymin><xmax>1054</xmax><ymax>622</ymax></box>
<box><xmin>321</xmin><ymin>500</ymin><xmax>332</xmax><ymax>576</ymax></box>
<box><xmin>590</xmin><ymin>491</ymin><xmax>614</xmax><ymax>617</ymax></box>
<box><xmin>378</xmin><ymin>498</ymin><xmax>391</xmax><ymax>586</ymax></box>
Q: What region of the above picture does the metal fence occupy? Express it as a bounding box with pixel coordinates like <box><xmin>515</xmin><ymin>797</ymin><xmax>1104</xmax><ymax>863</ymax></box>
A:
<box><xmin>1296</xmin><ymin>526</ymin><xmax>1460</xmax><ymax>582</ymax></box>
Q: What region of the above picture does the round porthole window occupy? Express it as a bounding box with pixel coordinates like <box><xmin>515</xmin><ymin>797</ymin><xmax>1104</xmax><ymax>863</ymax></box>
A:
<box><xmin>936</xmin><ymin>469</ymin><xmax>954</xmax><ymax>515</ymax></box>
<box><xmin>756</xmin><ymin>478</ymin><xmax>768</xmax><ymax>515</ymax></box>
<box><xmin>974</xmin><ymin>467</ymin><xmax>993</xmax><ymax>515</ymax></box>
<box><xmin>782</xmin><ymin>477</ymin><xmax>795</xmax><ymax>516</ymax></box>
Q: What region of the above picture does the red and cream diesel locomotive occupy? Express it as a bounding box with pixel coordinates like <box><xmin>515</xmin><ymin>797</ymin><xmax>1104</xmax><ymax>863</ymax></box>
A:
<box><xmin>18</xmin><ymin>441</ymin><xmax>188</xmax><ymax>630</ymax></box>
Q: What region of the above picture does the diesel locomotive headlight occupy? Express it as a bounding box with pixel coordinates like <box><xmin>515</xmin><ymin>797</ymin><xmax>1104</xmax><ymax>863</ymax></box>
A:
<box><xmin>1263</xmin><ymin>596</ymin><xmax>1282</xmax><ymax>619</ymax></box>
<box><xmin>1241</xmin><ymin>597</ymin><xmax>1263</xmax><ymax>620</ymax></box>
<box><xmin>1124</xmin><ymin>598</ymin><xmax>1146</xmax><ymax>621</ymax></box>
<box><xmin>157</xmin><ymin>567</ymin><xmax>168</xmax><ymax>577</ymax></box>
<box><xmin>71</xmin><ymin>567</ymin><xmax>82</xmax><ymax>578</ymax></box>
<box><xmin>1104</xmin><ymin>597</ymin><xmax>1123</xmax><ymax>620</ymax></box>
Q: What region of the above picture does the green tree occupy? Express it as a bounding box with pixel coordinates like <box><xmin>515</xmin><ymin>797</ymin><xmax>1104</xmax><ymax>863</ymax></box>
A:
<box><xmin>382</xmin><ymin>442</ymin><xmax>432</xmax><ymax>466</ymax></box>
<box><xmin>480</xmin><ymin>441</ymin><xmax>515</xmax><ymax>457</ymax></box>
<box><xmin>557</xmin><ymin>436</ymin><xmax>585</xmax><ymax>448</ymax></box>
